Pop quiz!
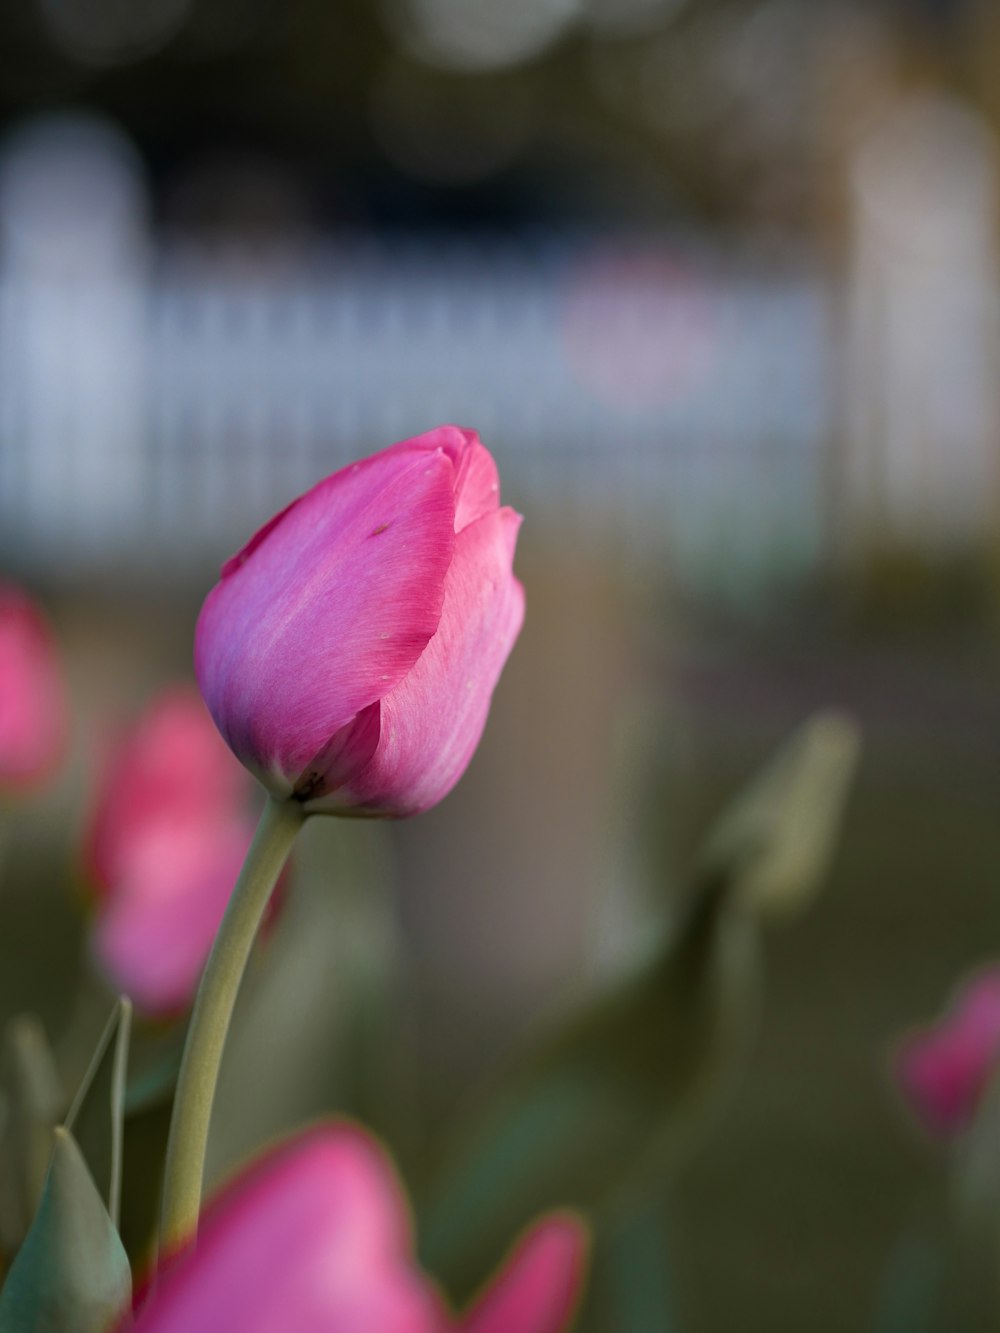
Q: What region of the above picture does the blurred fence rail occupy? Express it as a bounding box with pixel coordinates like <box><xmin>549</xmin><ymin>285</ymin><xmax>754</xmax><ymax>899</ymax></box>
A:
<box><xmin>0</xmin><ymin>235</ymin><xmax>832</xmax><ymax>596</ymax></box>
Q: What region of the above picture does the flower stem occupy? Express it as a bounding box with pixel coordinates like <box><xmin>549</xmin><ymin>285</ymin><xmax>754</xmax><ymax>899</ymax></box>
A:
<box><xmin>159</xmin><ymin>794</ymin><xmax>305</xmax><ymax>1254</ymax></box>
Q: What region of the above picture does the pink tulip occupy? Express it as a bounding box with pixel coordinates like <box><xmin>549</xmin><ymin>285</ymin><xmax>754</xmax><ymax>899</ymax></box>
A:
<box><xmin>85</xmin><ymin>686</ymin><xmax>249</xmax><ymax>891</ymax></box>
<box><xmin>895</xmin><ymin>967</ymin><xmax>1000</xmax><ymax>1137</ymax></box>
<box><xmin>194</xmin><ymin>426</ymin><xmax>524</xmax><ymax>817</ymax></box>
<box><xmin>84</xmin><ymin>687</ymin><xmax>268</xmax><ymax>1017</ymax></box>
<box><xmin>457</xmin><ymin>1215</ymin><xmax>588</xmax><ymax>1333</ymax></box>
<box><xmin>90</xmin><ymin>812</ymin><xmax>256</xmax><ymax>1015</ymax></box>
<box><xmin>130</xmin><ymin>1124</ymin><xmax>587</xmax><ymax>1333</ymax></box>
<box><xmin>0</xmin><ymin>582</ymin><xmax>67</xmax><ymax>792</ymax></box>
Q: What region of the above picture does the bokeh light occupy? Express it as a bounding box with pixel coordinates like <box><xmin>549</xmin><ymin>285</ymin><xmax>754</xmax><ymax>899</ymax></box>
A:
<box><xmin>0</xmin><ymin>112</ymin><xmax>147</xmax><ymax>271</ymax></box>
<box><xmin>381</xmin><ymin>0</ymin><xmax>579</xmax><ymax>72</ymax></box>
<box><xmin>370</xmin><ymin>58</ymin><xmax>533</xmax><ymax>185</ymax></box>
<box><xmin>38</xmin><ymin>0</ymin><xmax>193</xmax><ymax>67</ymax></box>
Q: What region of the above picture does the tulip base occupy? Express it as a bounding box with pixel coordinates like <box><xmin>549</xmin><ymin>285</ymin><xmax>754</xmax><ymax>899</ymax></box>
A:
<box><xmin>159</xmin><ymin>795</ymin><xmax>305</xmax><ymax>1255</ymax></box>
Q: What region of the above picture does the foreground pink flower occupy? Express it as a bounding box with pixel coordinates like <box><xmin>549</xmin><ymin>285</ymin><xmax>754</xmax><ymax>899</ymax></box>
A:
<box><xmin>0</xmin><ymin>582</ymin><xmax>67</xmax><ymax>792</ymax></box>
<box><xmin>84</xmin><ymin>687</ymin><xmax>260</xmax><ymax>1017</ymax></box>
<box><xmin>895</xmin><ymin>967</ymin><xmax>1000</xmax><ymax>1137</ymax></box>
<box><xmin>195</xmin><ymin>426</ymin><xmax>524</xmax><ymax>817</ymax></box>
<box><xmin>132</xmin><ymin>1124</ymin><xmax>587</xmax><ymax>1333</ymax></box>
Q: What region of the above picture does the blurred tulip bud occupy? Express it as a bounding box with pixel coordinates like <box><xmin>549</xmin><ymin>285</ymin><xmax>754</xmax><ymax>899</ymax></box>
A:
<box><xmin>83</xmin><ymin>687</ymin><xmax>272</xmax><ymax>1019</ymax></box>
<box><xmin>126</xmin><ymin>1124</ymin><xmax>587</xmax><ymax>1333</ymax></box>
<box><xmin>895</xmin><ymin>969</ymin><xmax>1000</xmax><ymax>1139</ymax></box>
<box><xmin>0</xmin><ymin>583</ymin><xmax>67</xmax><ymax>794</ymax></box>
<box><xmin>418</xmin><ymin>713</ymin><xmax>860</xmax><ymax>1296</ymax></box>
<box><xmin>90</xmin><ymin>814</ymin><xmax>256</xmax><ymax>1018</ymax></box>
<box><xmin>84</xmin><ymin>686</ymin><xmax>249</xmax><ymax>891</ymax></box>
<box><xmin>194</xmin><ymin>426</ymin><xmax>524</xmax><ymax>817</ymax></box>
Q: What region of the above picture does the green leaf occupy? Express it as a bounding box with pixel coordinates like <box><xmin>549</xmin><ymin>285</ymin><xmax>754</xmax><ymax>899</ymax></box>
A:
<box><xmin>873</xmin><ymin>1221</ymin><xmax>941</xmax><ymax>1333</ymax></box>
<box><xmin>0</xmin><ymin>1127</ymin><xmax>131</xmax><ymax>1333</ymax></box>
<box><xmin>418</xmin><ymin>714</ymin><xmax>861</xmax><ymax>1300</ymax></box>
<box><xmin>575</xmin><ymin>1191</ymin><xmax>680</xmax><ymax>1333</ymax></box>
<box><xmin>604</xmin><ymin>1194</ymin><xmax>679</xmax><ymax>1332</ymax></box>
<box><xmin>0</xmin><ymin>1016</ymin><xmax>64</xmax><ymax>1258</ymax></box>
<box><xmin>64</xmin><ymin>1000</ymin><xmax>132</xmax><ymax>1230</ymax></box>
<box><xmin>697</xmin><ymin>710</ymin><xmax>861</xmax><ymax>915</ymax></box>
<box><xmin>418</xmin><ymin>888</ymin><xmax>759</xmax><ymax>1298</ymax></box>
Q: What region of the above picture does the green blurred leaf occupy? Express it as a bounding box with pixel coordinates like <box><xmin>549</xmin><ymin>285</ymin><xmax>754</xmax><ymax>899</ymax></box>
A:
<box><xmin>873</xmin><ymin>1221</ymin><xmax>941</xmax><ymax>1333</ymax></box>
<box><xmin>64</xmin><ymin>999</ymin><xmax>132</xmax><ymax>1230</ymax></box>
<box><xmin>0</xmin><ymin>1127</ymin><xmax>131</xmax><ymax>1333</ymax></box>
<box><xmin>575</xmin><ymin>1191</ymin><xmax>680</xmax><ymax>1333</ymax></box>
<box><xmin>697</xmin><ymin>711</ymin><xmax>861</xmax><ymax>916</ymax></box>
<box><xmin>0</xmin><ymin>1016</ymin><xmax>63</xmax><ymax>1258</ymax></box>
<box><xmin>418</xmin><ymin>713</ymin><xmax>861</xmax><ymax>1300</ymax></box>
<box><xmin>418</xmin><ymin>883</ymin><xmax>759</xmax><ymax>1298</ymax></box>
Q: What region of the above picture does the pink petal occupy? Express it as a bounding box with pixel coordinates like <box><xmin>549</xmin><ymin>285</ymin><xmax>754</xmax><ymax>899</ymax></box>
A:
<box><xmin>0</xmin><ymin>584</ymin><xmax>67</xmax><ymax>791</ymax></box>
<box><xmin>86</xmin><ymin>687</ymin><xmax>248</xmax><ymax>893</ymax></box>
<box><xmin>326</xmin><ymin>506</ymin><xmax>524</xmax><ymax>817</ymax></box>
<box><xmin>91</xmin><ymin>813</ymin><xmax>255</xmax><ymax>1016</ymax></box>
<box><xmin>458</xmin><ymin>1215</ymin><xmax>589</xmax><ymax>1333</ymax></box>
<box><xmin>195</xmin><ymin>448</ymin><xmax>457</xmax><ymax>795</ymax></box>
<box><xmin>895</xmin><ymin>967</ymin><xmax>1000</xmax><ymax>1137</ymax></box>
<box><xmin>383</xmin><ymin>427</ymin><xmax>499</xmax><ymax>532</ymax></box>
<box><xmin>132</xmin><ymin>1127</ymin><xmax>439</xmax><ymax>1333</ymax></box>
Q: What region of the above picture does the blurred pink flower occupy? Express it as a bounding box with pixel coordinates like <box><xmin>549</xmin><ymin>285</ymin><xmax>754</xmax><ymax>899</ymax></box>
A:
<box><xmin>194</xmin><ymin>426</ymin><xmax>524</xmax><ymax>817</ymax></box>
<box><xmin>84</xmin><ymin>686</ymin><xmax>269</xmax><ymax>1018</ymax></box>
<box><xmin>90</xmin><ymin>812</ymin><xmax>256</xmax><ymax>1015</ymax></box>
<box><xmin>130</xmin><ymin>1124</ymin><xmax>587</xmax><ymax>1333</ymax></box>
<box><xmin>85</xmin><ymin>686</ymin><xmax>248</xmax><ymax>891</ymax></box>
<box><xmin>0</xmin><ymin>582</ymin><xmax>67</xmax><ymax>793</ymax></box>
<box><xmin>895</xmin><ymin>968</ymin><xmax>1000</xmax><ymax>1137</ymax></box>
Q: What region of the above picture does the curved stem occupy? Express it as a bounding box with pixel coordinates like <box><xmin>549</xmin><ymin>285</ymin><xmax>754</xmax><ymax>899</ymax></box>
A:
<box><xmin>159</xmin><ymin>794</ymin><xmax>305</xmax><ymax>1254</ymax></box>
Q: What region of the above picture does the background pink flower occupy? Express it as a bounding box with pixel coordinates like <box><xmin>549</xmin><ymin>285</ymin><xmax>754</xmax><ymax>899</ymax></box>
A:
<box><xmin>85</xmin><ymin>686</ymin><xmax>249</xmax><ymax>891</ymax></box>
<box><xmin>894</xmin><ymin>967</ymin><xmax>1000</xmax><ymax>1137</ymax></box>
<box><xmin>130</xmin><ymin>1124</ymin><xmax>587</xmax><ymax>1333</ymax></box>
<box><xmin>83</xmin><ymin>686</ymin><xmax>267</xmax><ymax>1017</ymax></box>
<box><xmin>0</xmin><ymin>582</ymin><xmax>67</xmax><ymax>793</ymax></box>
<box><xmin>90</xmin><ymin>811</ymin><xmax>257</xmax><ymax>1015</ymax></box>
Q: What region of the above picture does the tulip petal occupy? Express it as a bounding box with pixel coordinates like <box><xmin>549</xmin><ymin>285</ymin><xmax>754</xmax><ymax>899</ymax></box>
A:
<box><xmin>326</xmin><ymin>506</ymin><xmax>524</xmax><ymax>817</ymax></box>
<box><xmin>91</xmin><ymin>814</ymin><xmax>254</xmax><ymax>1017</ymax></box>
<box><xmin>386</xmin><ymin>427</ymin><xmax>499</xmax><ymax>532</ymax></box>
<box><xmin>895</xmin><ymin>969</ymin><xmax>1000</xmax><ymax>1137</ymax></box>
<box><xmin>293</xmin><ymin>701</ymin><xmax>381</xmax><ymax>803</ymax></box>
<box><xmin>195</xmin><ymin>449</ymin><xmax>457</xmax><ymax>794</ymax></box>
<box><xmin>458</xmin><ymin>1215</ymin><xmax>589</xmax><ymax>1333</ymax></box>
<box><xmin>131</xmin><ymin>1127</ymin><xmax>438</xmax><ymax>1333</ymax></box>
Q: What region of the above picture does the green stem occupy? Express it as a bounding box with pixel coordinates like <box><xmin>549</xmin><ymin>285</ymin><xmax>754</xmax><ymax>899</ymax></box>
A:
<box><xmin>159</xmin><ymin>794</ymin><xmax>305</xmax><ymax>1254</ymax></box>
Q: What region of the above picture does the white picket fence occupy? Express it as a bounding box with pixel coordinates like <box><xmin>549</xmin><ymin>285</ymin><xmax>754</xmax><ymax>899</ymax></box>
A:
<box><xmin>0</xmin><ymin>235</ymin><xmax>832</xmax><ymax>596</ymax></box>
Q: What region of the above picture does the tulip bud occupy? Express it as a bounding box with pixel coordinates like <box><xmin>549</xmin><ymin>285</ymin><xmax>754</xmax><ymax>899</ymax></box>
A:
<box><xmin>83</xmin><ymin>688</ymin><xmax>265</xmax><ymax>1018</ymax></box>
<box><xmin>194</xmin><ymin>426</ymin><xmax>524</xmax><ymax>817</ymax></box>
<box><xmin>84</xmin><ymin>687</ymin><xmax>249</xmax><ymax>892</ymax></box>
<box><xmin>895</xmin><ymin>968</ymin><xmax>1000</xmax><ymax>1138</ymax></box>
<box><xmin>90</xmin><ymin>814</ymin><xmax>257</xmax><ymax>1016</ymax></box>
<box><xmin>0</xmin><ymin>583</ymin><xmax>67</xmax><ymax>793</ymax></box>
